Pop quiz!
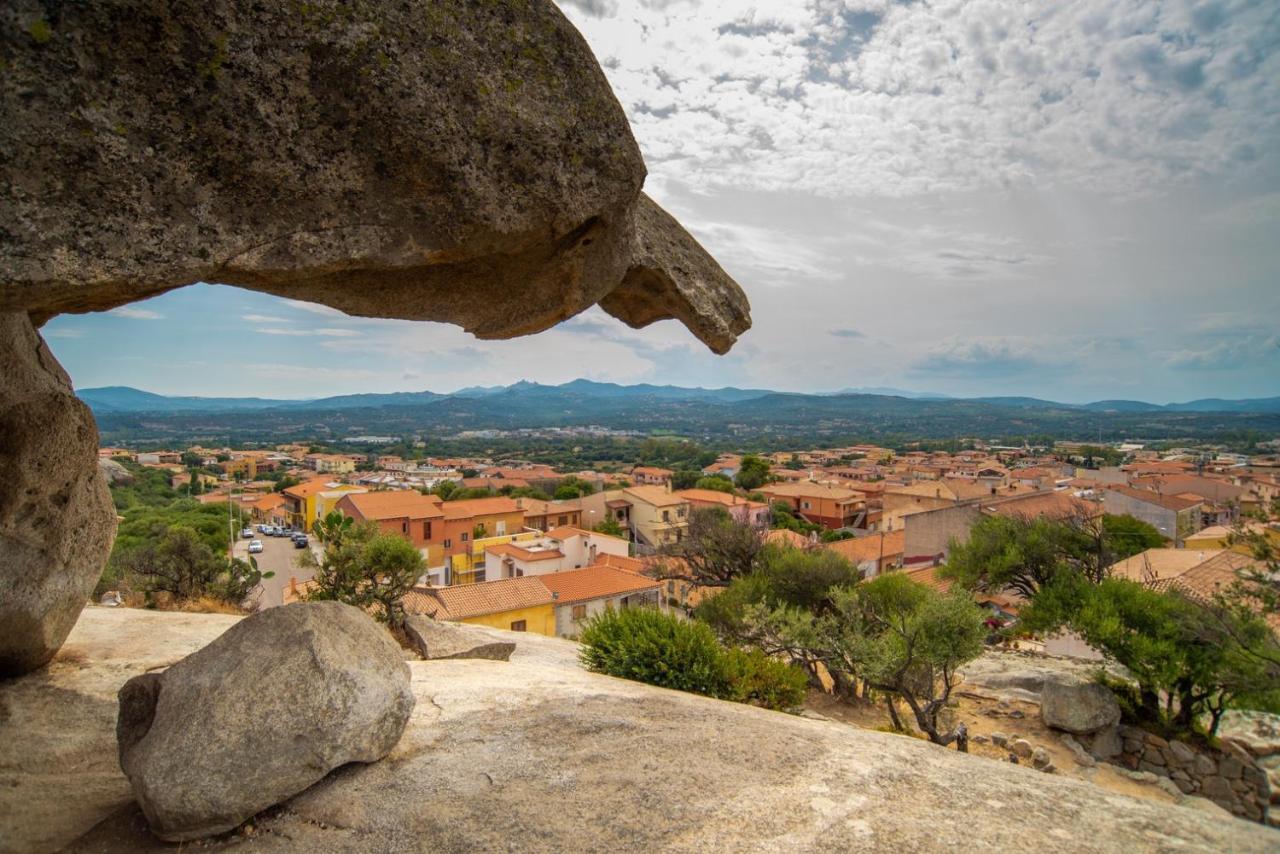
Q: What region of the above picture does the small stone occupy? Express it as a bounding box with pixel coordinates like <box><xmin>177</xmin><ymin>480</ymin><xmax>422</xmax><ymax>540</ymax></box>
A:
<box><xmin>972</xmin><ymin>735</ymin><xmax>990</xmax><ymax>745</ymax></box>
<box><xmin>1200</xmin><ymin>776</ymin><xmax>1234</xmax><ymax>801</ymax></box>
<box><xmin>1144</xmin><ymin>750</ymin><xmax>1166</xmax><ymax>767</ymax></box>
<box><xmin>990</xmin><ymin>732</ymin><xmax>1010</xmax><ymax>747</ymax></box>
<box><xmin>1168</xmin><ymin>740</ymin><xmax>1196</xmax><ymax>765</ymax></box>
<box><xmin>1145</xmin><ymin>732</ymin><xmax>1170</xmax><ymax>749</ymax></box>
<box><xmin>1011</xmin><ymin>739</ymin><xmax>1034</xmax><ymax>759</ymax></box>
<box><xmin>1139</xmin><ymin>761</ymin><xmax>1168</xmax><ymax>777</ymax></box>
<box><xmin>1061</xmin><ymin>734</ymin><xmax>1096</xmax><ymax>768</ymax></box>
<box><xmin>1032</xmin><ymin>747</ymin><xmax>1051</xmax><ymax>769</ymax></box>
<box><xmin>1008</xmin><ymin>709</ymin><xmax>1025</xmax><ymax>719</ymax></box>
<box><xmin>1219</xmin><ymin>756</ymin><xmax>1244</xmax><ymax>780</ymax></box>
<box><xmin>1193</xmin><ymin>754</ymin><xmax>1217</xmax><ymax>776</ymax></box>
<box><xmin>1174</xmin><ymin>777</ymin><xmax>1196</xmax><ymax>795</ymax></box>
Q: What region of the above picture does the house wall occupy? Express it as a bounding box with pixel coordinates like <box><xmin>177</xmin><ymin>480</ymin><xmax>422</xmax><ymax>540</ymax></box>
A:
<box><xmin>554</xmin><ymin>590</ymin><xmax>660</xmax><ymax>638</ymax></box>
<box><xmin>1101</xmin><ymin>491</ymin><xmax>1180</xmax><ymax>540</ymax></box>
<box><xmin>902</xmin><ymin>504</ymin><xmax>981</xmax><ymax>562</ymax></box>
<box><xmin>882</xmin><ymin>493</ymin><xmax>953</xmax><ymax>532</ymax></box>
<box><xmin>442</xmin><ymin>509</ymin><xmax>527</xmax><ymax>569</ymax></box>
<box><xmin>459</xmin><ymin>604</ymin><xmax>556</xmax><ymax>636</ymax></box>
<box><xmin>628</xmin><ymin>499</ymin><xmax>689</xmax><ymax>548</ymax></box>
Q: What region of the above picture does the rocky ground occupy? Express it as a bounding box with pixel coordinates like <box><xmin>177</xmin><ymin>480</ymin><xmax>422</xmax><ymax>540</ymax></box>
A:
<box><xmin>2</xmin><ymin>607</ymin><xmax>1276</xmax><ymax>852</ymax></box>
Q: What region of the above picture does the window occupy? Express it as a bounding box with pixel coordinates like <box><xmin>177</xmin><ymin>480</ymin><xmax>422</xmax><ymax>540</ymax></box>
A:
<box><xmin>803</xmin><ymin>501</ymin><xmax>811</xmax><ymax>510</ymax></box>
<box><xmin>401</xmin><ymin>521</ymin><xmax>408</xmax><ymax>533</ymax></box>
<box><xmin>662</xmin><ymin>510</ymin><xmax>670</xmax><ymax>522</ymax></box>
<box><xmin>461</xmin><ymin>532</ymin><xmax>469</xmax><ymax>542</ymax></box>
<box><xmin>443</xmin><ymin>538</ymin><xmax>452</xmax><ymax>548</ymax></box>
<box><xmin>571</xmin><ymin>604</ymin><xmax>587</xmax><ymax>621</ymax></box>
<box><xmin>558</xmin><ymin>515</ymin><xmax>567</xmax><ymax>526</ymax></box>
<box><xmin>510</xmin><ymin>620</ymin><xmax>527</xmax><ymax>632</ymax></box>
<box><xmin>495</xmin><ymin>520</ymin><xmax>506</xmax><ymax>535</ymax></box>
<box><xmin>423</xmin><ymin>521</ymin><xmax>432</xmax><ymax>539</ymax></box>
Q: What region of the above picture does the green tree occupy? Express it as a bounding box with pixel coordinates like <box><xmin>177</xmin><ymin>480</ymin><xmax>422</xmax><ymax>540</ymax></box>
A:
<box><xmin>1102</xmin><ymin>513</ymin><xmax>1166</xmax><ymax>559</ymax></box>
<box><xmin>943</xmin><ymin>512</ymin><xmax>1111</xmax><ymax>599</ymax></box>
<box><xmin>694</xmin><ymin>475</ymin><xmax>735</xmax><ymax>493</ymax></box>
<box><xmin>734</xmin><ymin>455</ymin><xmax>772</xmax><ymax>491</ymax></box>
<box><xmin>1025</xmin><ymin>576</ymin><xmax>1280</xmax><ymax>734</ymax></box>
<box><xmin>653</xmin><ymin>507</ymin><xmax>767</xmax><ymax>589</ymax></box>
<box><xmin>303</xmin><ymin>518</ymin><xmax>424</xmax><ymax>628</ymax></box>
<box><xmin>594</xmin><ymin>516</ymin><xmax>626</xmax><ymax>538</ymax></box>
<box><xmin>670</xmin><ymin>469</ymin><xmax>701</xmax><ymax>490</ymax></box>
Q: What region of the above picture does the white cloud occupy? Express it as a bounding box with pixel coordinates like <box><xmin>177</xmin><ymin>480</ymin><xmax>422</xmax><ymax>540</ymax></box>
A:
<box><xmin>242</xmin><ymin>314</ymin><xmax>291</xmax><ymax>323</ymax></box>
<box><xmin>279</xmin><ymin>298</ymin><xmax>348</xmax><ymax>317</ymax></box>
<box><xmin>254</xmin><ymin>327</ymin><xmax>363</xmax><ymax>338</ymax></box>
<box><xmin>44</xmin><ymin>328</ymin><xmax>85</xmax><ymax>339</ymax></box>
<box><xmin>562</xmin><ymin>0</ymin><xmax>1280</xmax><ymax>199</ymax></box>
<box><xmin>109</xmin><ymin>307</ymin><xmax>163</xmax><ymax>320</ymax></box>
<box><xmin>243</xmin><ymin>363</ymin><xmax>380</xmax><ymax>382</ymax></box>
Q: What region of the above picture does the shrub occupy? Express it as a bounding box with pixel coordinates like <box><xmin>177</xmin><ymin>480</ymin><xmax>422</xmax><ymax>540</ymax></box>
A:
<box><xmin>579</xmin><ymin>607</ymin><xmax>808</xmax><ymax>711</ymax></box>
<box><xmin>580</xmin><ymin>607</ymin><xmax>729</xmax><ymax>697</ymax></box>
<box><xmin>720</xmin><ymin>647</ymin><xmax>808</xmax><ymax>711</ymax></box>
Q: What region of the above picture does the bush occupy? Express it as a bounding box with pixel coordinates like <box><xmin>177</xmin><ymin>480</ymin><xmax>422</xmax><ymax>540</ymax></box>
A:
<box><xmin>720</xmin><ymin>647</ymin><xmax>808</xmax><ymax>711</ymax></box>
<box><xmin>579</xmin><ymin>607</ymin><xmax>808</xmax><ymax>711</ymax></box>
<box><xmin>580</xmin><ymin>607</ymin><xmax>729</xmax><ymax>697</ymax></box>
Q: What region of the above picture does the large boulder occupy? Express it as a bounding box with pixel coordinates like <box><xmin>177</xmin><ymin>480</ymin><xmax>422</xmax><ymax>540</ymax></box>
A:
<box><xmin>404</xmin><ymin>614</ymin><xmax>516</xmax><ymax>661</ymax></box>
<box><xmin>1040</xmin><ymin>673</ymin><xmax>1121</xmax><ymax>735</ymax></box>
<box><xmin>0</xmin><ymin>313</ymin><xmax>116</xmax><ymax>676</ymax></box>
<box><xmin>116</xmin><ymin>602</ymin><xmax>413</xmax><ymax>841</ymax></box>
<box><xmin>0</xmin><ymin>0</ymin><xmax>749</xmax><ymax>352</ymax></box>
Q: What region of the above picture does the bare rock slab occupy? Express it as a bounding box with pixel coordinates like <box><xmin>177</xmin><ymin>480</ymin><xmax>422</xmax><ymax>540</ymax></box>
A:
<box><xmin>1040</xmin><ymin>673</ymin><xmax>1121</xmax><ymax>735</ymax></box>
<box><xmin>116</xmin><ymin>602</ymin><xmax>413</xmax><ymax>841</ymax></box>
<box><xmin>404</xmin><ymin>614</ymin><xmax>515</xmax><ymax>661</ymax></box>
<box><xmin>0</xmin><ymin>313</ymin><xmax>116</xmax><ymax>676</ymax></box>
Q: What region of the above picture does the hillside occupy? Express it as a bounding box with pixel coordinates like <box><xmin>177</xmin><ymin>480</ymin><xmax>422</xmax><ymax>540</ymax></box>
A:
<box><xmin>5</xmin><ymin>607</ymin><xmax>1273</xmax><ymax>852</ymax></box>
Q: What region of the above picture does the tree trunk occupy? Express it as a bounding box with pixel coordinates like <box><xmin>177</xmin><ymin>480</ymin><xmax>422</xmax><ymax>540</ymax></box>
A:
<box><xmin>884</xmin><ymin>694</ymin><xmax>904</xmax><ymax>731</ymax></box>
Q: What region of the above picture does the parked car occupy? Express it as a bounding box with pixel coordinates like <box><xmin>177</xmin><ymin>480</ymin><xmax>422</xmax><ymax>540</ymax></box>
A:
<box><xmin>293</xmin><ymin>535</ymin><xmax>309</xmax><ymax>549</ymax></box>
<box><xmin>256</xmin><ymin>524</ymin><xmax>267</xmax><ymax>533</ymax></box>
<box><xmin>240</xmin><ymin>527</ymin><xmax>253</xmax><ymax>539</ymax></box>
<box><xmin>247</xmin><ymin>539</ymin><xmax>264</xmax><ymax>554</ymax></box>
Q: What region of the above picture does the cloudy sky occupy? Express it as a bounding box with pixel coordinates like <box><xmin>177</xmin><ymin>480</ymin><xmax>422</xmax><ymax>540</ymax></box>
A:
<box><xmin>44</xmin><ymin>0</ymin><xmax>1280</xmax><ymax>403</ymax></box>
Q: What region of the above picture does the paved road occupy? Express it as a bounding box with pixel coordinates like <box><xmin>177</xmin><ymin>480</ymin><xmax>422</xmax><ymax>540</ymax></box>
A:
<box><xmin>233</xmin><ymin>534</ymin><xmax>318</xmax><ymax>610</ymax></box>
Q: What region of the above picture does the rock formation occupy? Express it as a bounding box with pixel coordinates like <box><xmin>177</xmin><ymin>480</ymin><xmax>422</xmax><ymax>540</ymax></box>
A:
<box><xmin>404</xmin><ymin>614</ymin><xmax>516</xmax><ymax>661</ymax></box>
<box><xmin>0</xmin><ymin>313</ymin><xmax>116</xmax><ymax>676</ymax></box>
<box><xmin>0</xmin><ymin>0</ymin><xmax>751</xmax><ymax>673</ymax></box>
<box><xmin>116</xmin><ymin>602</ymin><xmax>414</xmax><ymax>841</ymax></box>
<box><xmin>0</xmin><ymin>0</ymin><xmax>749</xmax><ymax>351</ymax></box>
<box><xmin>5</xmin><ymin>608</ymin><xmax>1275</xmax><ymax>852</ymax></box>
<box><xmin>1039</xmin><ymin>673</ymin><xmax>1121</xmax><ymax>735</ymax></box>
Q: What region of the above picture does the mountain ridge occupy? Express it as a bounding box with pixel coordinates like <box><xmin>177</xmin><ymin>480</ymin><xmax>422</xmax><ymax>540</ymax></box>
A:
<box><xmin>77</xmin><ymin>383</ymin><xmax>1280</xmax><ymax>415</ymax></box>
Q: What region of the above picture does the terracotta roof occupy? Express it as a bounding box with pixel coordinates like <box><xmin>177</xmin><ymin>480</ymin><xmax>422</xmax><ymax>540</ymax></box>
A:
<box><xmin>1105</xmin><ymin>485</ymin><xmax>1203</xmax><ymax>512</ymax></box>
<box><xmin>403</xmin><ymin>577</ymin><xmax>552</xmax><ymax>621</ymax></box>
<box><xmin>759</xmin><ymin>482</ymin><xmax>864</xmax><ymax>502</ymax></box>
<box><xmin>282</xmin><ymin>477</ymin><xmax>342</xmax><ymax>498</ymax></box>
<box><xmin>441</xmin><ymin>496</ymin><xmax>522</xmax><ymax>520</ymax></box>
<box><xmin>1109</xmin><ymin>549</ymin><xmax>1225</xmax><ymax>583</ymax></box>
<box><xmin>675</xmin><ymin>489</ymin><xmax>767</xmax><ymax>509</ymax></box>
<box><xmin>544</xmin><ymin>525</ymin><xmax>623</xmax><ymax>541</ymax></box>
<box><xmin>340</xmin><ymin>491</ymin><xmax>444</xmax><ymax>521</ymax></box>
<box><xmin>824</xmin><ymin>530</ymin><xmax>906</xmax><ymax>564</ymax></box>
<box><xmin>539</xmin><ymin>565</ymin><xmax>661</xmax><ymax>605</ymax></box>
<box><xmin>983</xmin><ymin>492</ymin><xmax>1098</xmax><ymax>520</ymax></box>
<box><xmin>605</xmin><ymin>498</ymin><xmax>631</xmax><ymax>509</ymax></box>
<box><xmin>1147</xmin><ymin>551</ymin><xmax>1260</xmax><ymax>603</ymax></box>
<box><xmin>487</xmin><ymin>543</ymin><xmax>564</xmax><ymax>562</ymax></box>
<box><xmin>623</xmin><ymin>485</ymin><xmax>688</xmax><ymax>507</ymax></box>
<box><xmin>906</xmin><ymin>565</ymin><xmax>953</xmax><ymax>593</ymax></box>
<box><xmin>593</xmin><ymin>553</ymin><xmax>645</xmax><ymax>572</ymax></box>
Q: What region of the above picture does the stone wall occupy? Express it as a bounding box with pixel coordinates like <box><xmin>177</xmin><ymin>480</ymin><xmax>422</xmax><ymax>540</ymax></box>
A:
<box><xmin>1115</xmin><ymin>725</ymin><xmax>1271</xmax><ymax>823</ymax></box>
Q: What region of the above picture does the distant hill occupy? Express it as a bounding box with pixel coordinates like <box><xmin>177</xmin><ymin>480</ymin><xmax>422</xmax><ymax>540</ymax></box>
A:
<box><xmin>77</xmin><ymin>386</ymin><xmax>298</xmax><ymax>413</ymax></box>
<box><xmin>1164</xmin><ymin>397</ymin><xmax>1280</xmax><ymax>413</ymax></box>
<box><xmin>78</xmin><ymin>381</ymin><xmax>1280</xmax><ymax>453</ymax></box>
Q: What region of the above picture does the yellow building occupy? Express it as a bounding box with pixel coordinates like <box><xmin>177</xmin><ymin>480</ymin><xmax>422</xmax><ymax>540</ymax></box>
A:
<box><xmin>451</xmin><ymin>530</ymin><xmax>542</xmax><ymax>584</ymax></box>
<box><xmin>403</xmin><ymin>577</ymin><xmax>556</xmax><ymax>636</ymax></box>
<box><xmin>621</xmin><ymin>485</ymin><xmax>690</xmax><ymax>548</ymax></box>
<box><xmin>282</xmin><ymin>478</ymin><xmax>364</xmax><ymax>530</ymax></box>
<box><xmin>316</xmin><ymin>487</ymin><xmax>369</xmax><ymax>522</ymax></box>
<box><xmin>1183</xmin><ymin>523</ymin><xmax>1280</xmax><ymax>554</ymax></box>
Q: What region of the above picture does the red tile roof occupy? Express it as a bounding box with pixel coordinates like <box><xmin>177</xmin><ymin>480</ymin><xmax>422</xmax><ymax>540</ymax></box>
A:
<box><xmin>539</xmin><ymin>565</ymin><xmax>661</xmax><ymax>605</ymax></box>
<box><xmin>341</xmin><ymin>491</ymin><xmax>444</xmax><ymax>521</ymax></box>
<box><xmin>403</xmin><ymin>577</ymin><xmax>552</xmax><ymax>621</ymax></box>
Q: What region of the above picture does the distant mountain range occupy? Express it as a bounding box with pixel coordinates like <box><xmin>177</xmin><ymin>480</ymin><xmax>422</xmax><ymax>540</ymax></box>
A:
<box><xmin>77</xmin><ymin>382</ymin><xmax>1280</xmax><ymax>416</ymax></box>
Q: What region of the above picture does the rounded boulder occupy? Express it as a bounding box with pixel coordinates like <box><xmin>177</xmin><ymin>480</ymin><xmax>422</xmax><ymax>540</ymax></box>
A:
<box><xmin>1040</xmin><ymin>673</ymin><xmax>1121</xmax><ymax>735</ymax></box>
<box><xmin>116</xmin><ymin>602</ymin><xmax>414</xmax><ymax>841</ymax></box>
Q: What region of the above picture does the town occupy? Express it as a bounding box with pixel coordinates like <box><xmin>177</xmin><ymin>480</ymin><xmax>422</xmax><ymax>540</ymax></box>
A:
<box><xmin>97</xmin><ymin>435</ymin><xmax>1280</xmax><ymax>634</ymax></box>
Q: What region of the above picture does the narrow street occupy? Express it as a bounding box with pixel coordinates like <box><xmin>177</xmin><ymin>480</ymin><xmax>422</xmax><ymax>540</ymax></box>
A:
<box><xmin>233</xmin><ymin>534</ymin><xmax>318</xmax><ymax>610</ymax></box>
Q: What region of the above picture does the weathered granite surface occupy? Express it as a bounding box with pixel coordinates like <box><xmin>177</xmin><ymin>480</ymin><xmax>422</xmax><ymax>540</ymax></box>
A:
<box><xmin>0</xmin><ymin>313</ymin><xmax>116</xmax><ymax>676</ymax></box>
<box><xmin>1</xmin><ymin>608</ymin><xmax>1275</xmax><ymax>853</ymax></box>
<box><xmin>0</xmin><ymin>0</ymin><xmax>748</xmax><ymax>351</ymax></box>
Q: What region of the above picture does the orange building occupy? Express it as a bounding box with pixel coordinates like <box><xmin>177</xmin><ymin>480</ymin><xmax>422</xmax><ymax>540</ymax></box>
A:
<box><xmin>336</xmin><ymin>491</ymin><xmax>446</xmax><ymax>568</ymax></box>
<box><xmin>758</xmin><ymin>482</ymin><xmax>867</xmax><ymax>530</ymax></box>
